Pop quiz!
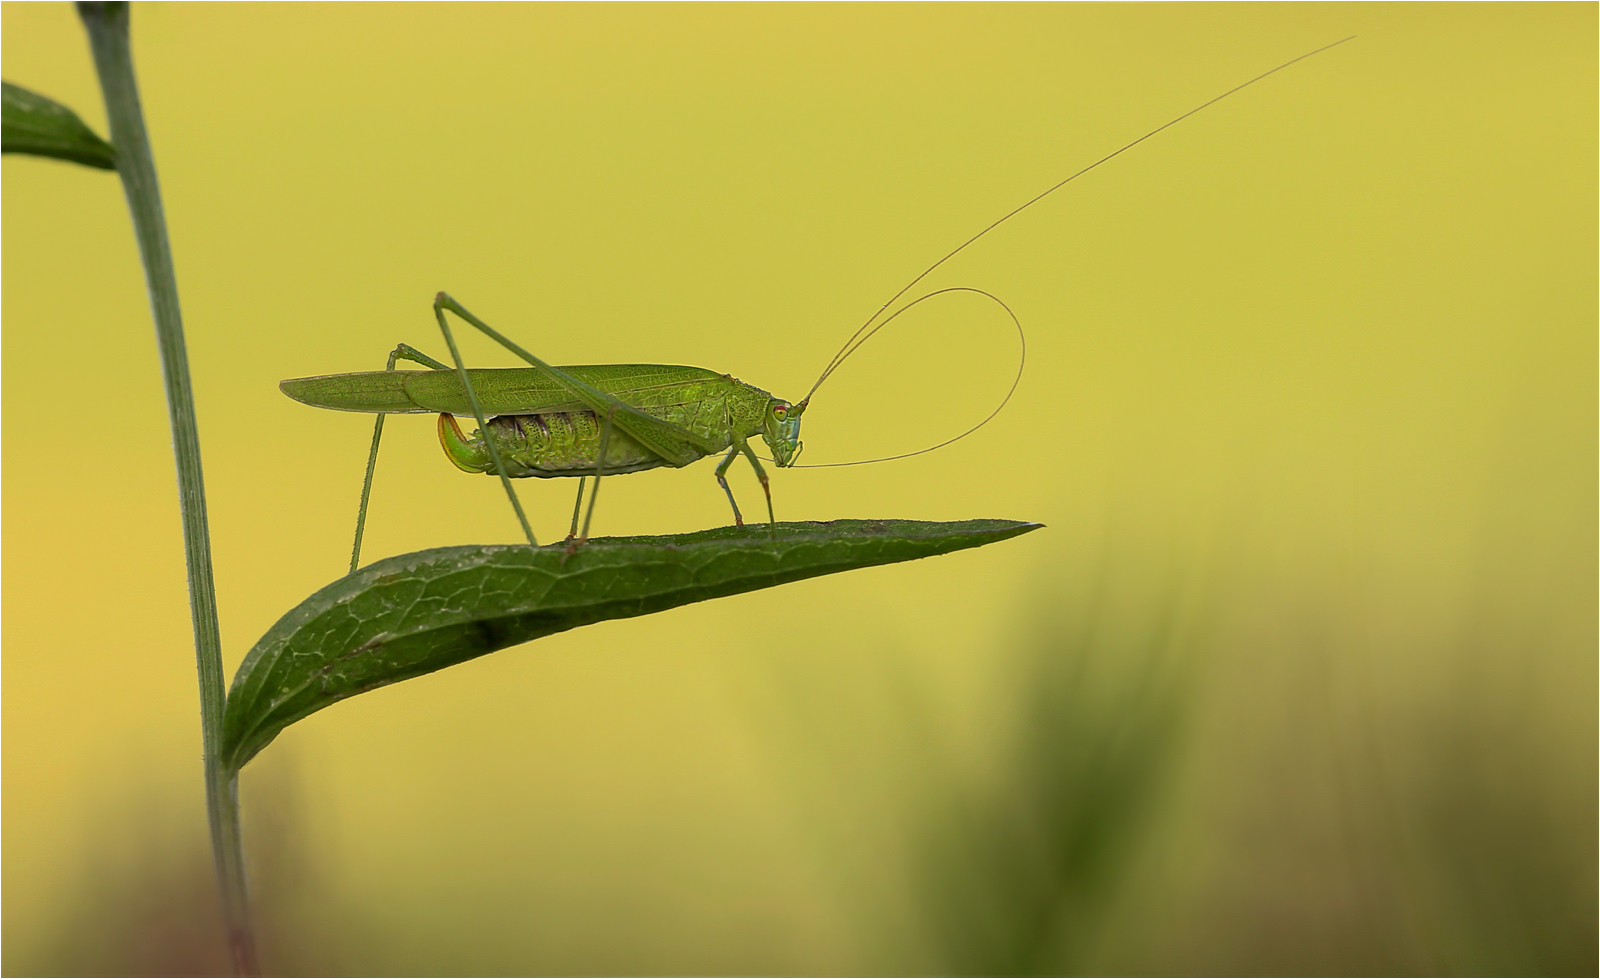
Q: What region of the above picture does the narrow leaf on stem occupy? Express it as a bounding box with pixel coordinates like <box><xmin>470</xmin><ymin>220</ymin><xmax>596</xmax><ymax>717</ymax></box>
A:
<box><xmin>223</xmin><ymin>518</ymin><xmax>1042</xmax><ymax>771</ymax></box>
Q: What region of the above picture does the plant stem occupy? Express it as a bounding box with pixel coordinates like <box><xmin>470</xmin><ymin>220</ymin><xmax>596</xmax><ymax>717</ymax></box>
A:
<box><xmin>76</xmin><ymin>4</ymin><xmax>258</xmax><ymax>975</ymax></box>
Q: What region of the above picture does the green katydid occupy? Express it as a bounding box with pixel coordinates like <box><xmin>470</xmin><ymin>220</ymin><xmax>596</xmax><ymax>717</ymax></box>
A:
<box><xmin>281</xmin><ymin>39</ymin><xmax>1352</xmax><ymax>572</ymax></box>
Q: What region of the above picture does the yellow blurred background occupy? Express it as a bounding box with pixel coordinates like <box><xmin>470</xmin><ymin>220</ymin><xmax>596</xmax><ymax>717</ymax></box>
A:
<box><xmin>3</xmin><ymin>3</ymin><xmax>1593</xmax><ymax>974</ymax></box>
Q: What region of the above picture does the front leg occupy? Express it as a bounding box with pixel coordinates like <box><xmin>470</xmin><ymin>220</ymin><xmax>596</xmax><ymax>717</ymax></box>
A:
<box><xmin>733</xmin><ymin>435</ymin><xmax>776</xmax><ymax>534</ymax></box>
<box><xmin>714</xmin><ymin>447</ymin><xmax>745</xmax><ymax>526</ymax></box>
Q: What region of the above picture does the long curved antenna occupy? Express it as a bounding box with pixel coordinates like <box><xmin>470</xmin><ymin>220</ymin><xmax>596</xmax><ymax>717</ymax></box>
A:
<box><xmin>803</xmin><ymin>36</ymin><xmax>1355</xmax><ymax>404</ymax></box>
<box><xmin>787</xmin><ymin>287</ymin><xmax>1023</xmax><ymax>468</ymax></box>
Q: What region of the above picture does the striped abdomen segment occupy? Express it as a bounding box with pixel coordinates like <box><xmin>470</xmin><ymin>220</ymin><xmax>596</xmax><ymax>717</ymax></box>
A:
<box><xmin>438</xmin><ymin>410</ymin><xmax>678</xmax><ymax>478</ymax></box>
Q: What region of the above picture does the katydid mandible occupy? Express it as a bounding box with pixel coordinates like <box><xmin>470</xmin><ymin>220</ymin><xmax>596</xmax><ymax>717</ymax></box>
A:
<box><xmin>281</xmin><ymin>39</ymin><xmax>1352</xmax><ymax>572</ymax></box>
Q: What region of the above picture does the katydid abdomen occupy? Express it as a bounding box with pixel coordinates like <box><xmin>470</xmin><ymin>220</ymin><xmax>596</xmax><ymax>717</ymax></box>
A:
<box><xmin>441</xmin><ymin>411</ymin><xmax>674</xmax><ymax>478</ymax></box>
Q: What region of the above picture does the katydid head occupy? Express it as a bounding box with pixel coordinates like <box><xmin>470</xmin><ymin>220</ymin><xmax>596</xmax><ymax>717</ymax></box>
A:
<box><xmin>762</xmin><ymin>398</ymin><xmax>807</xmax><ymax>468</ymax></box>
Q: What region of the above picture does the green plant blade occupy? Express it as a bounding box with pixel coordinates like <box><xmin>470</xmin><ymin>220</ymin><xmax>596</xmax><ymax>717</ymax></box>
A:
<box><xmin>2</xmin><ymin>81</ymin><xmax>116</xmax><ymax>170</ymax></box>
<box><xmin>222</xmin><ymin>518</ymin><xmax>1041</xmax><ymax>771</ymax></box>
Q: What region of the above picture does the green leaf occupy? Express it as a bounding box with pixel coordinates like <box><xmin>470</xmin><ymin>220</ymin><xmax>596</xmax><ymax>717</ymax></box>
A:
<box><xmin>2</xmin><ymin>81</ymin><xmax>116</xmax><ymax>170</ymax></box>
<box><xmin>222</xmin><ymin>518</ymin><xmax>1041</xmax><ymax>771</ymax></box>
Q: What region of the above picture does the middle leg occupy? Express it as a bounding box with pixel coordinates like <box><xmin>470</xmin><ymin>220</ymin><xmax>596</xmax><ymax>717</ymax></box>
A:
<box><xmin>566</xmin><ymin>477</ymin><xmax>587</xmax><ymax>542</ymax></box>
<box><xmin>569</xmin><ymin>405</ymin><xmax>617</xmax><ymax>556</ymax></box>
